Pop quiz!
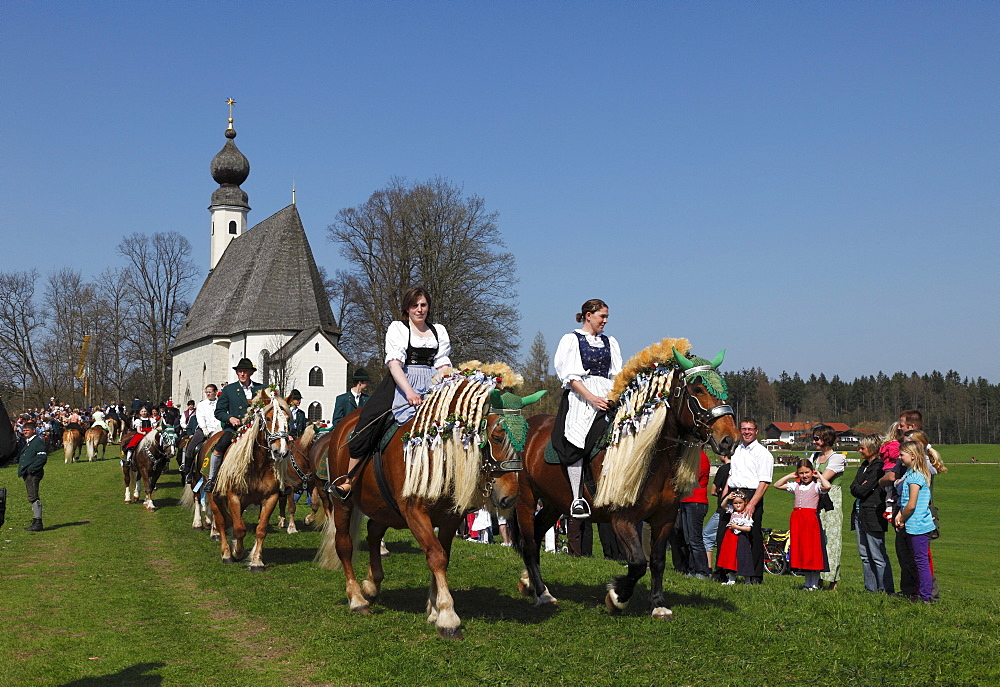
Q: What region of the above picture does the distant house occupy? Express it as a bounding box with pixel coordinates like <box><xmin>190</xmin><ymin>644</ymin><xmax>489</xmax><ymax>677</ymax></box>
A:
<box><xmin>764</xmin><ymin>422</ymin><xmax>854</xmax><ymax>445</ymax></box>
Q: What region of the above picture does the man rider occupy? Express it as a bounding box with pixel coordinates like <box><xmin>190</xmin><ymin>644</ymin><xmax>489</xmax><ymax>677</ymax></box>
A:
<box><xmin>204</xmin><ymin>359</ymin><xmax>265</xmax><ymax>492</ymax></box>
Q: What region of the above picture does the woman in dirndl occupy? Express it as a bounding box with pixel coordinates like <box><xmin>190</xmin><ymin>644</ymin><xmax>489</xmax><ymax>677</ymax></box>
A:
<box><xmin>339</xmin><ymin>287</ymin><xmax>451</xmax><ymax>498</ymax></box>
<box><xmin>552</xmin><ymin>299</ymin><xmax>622</xmax><ymax>519</ymax></box>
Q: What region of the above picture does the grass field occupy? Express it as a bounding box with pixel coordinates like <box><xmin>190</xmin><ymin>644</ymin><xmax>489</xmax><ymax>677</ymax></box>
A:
<box><xmin>1</xmin><ymin>445</ymin><xmax>998</xmax><ymax>686</ymax></box>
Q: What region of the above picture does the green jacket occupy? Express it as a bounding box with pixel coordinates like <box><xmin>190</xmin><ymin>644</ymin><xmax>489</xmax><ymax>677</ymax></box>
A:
<box><xmin>215</xmin><ymin>380</ymin><xmax>267</xmax><ymax>431</ymax></box>
<box><xmin>332</xmin><ymin>391</ymin><xmax>369</xmax><ymax>428</ymax></box>
<box><xmin>18</xmin><ymin>435</ymin><xmax>48</xmax><ymax>478</ymax></box>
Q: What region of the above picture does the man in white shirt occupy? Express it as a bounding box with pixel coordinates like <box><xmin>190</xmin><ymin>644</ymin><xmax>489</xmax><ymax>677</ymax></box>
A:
<box><xmin>181</xmin><ymin>384</ymin><xmax>221</xmax><ymax>483</ymax></box>
<box><xmin>718</xmin><ymin>418</ymin><xmax>773</xmax><ymax>583</ymax></box>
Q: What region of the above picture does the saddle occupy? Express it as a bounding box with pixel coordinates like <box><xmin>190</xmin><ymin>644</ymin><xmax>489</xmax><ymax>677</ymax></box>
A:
<box><xmin>544</xmin><ymin>440</ymin><xmax>602</xmax><ymax>504</ymax></box>
<box><xmin>317</xmin><ymin>422</ymin><xmax>399</xmax><ymax>483</ymax></box>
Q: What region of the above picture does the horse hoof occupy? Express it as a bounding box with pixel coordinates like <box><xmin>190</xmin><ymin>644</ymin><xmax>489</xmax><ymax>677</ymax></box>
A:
<box><xmin>605</xmin><ymin>589</ymin><xmax>627</xmax><ymax>614</ymax></box>
<box><xmin>517</xmin><ymin>576</ymin><xmax>532</xmax><ymax>597</ymax></box>
<box><xmin>360</xmin><ymin>580</ymin><xmax>379</xmax><ymax>601</ymax></box>
<box><xmin>211</xmin><ymin>533</ymin><xmax>221</xmax><ymax>542</ymax></box>
<box><xmin>222</xmin><ymin>556</ymin><xmax>235</xmax><ymax>564</ymax></box>
<box><xmin>651</xmin><ymin>607</ymin><xmax>674</xmax><ymax>621</ymax></box>
<box><xmin>249</xmin><ymin>564</ymin><xmax>266</xmax><ymax>573</ymax></box>
<box><xmin>192</xmin><ymin>525</ymin><xmax>203</xmax><ymax>530</ymax></box>
<box><xmin>277</xmin><ymin>517</ymin><xmax>286</xmax><ymax>528</ymax></box>
<box><xmin>351</xmin><ymin>604</ymin><xmax>371</xmax><ymax>615</ymax></box>
<box><xmin>437</xmin><ymin>626</ymin><xmax>463</xmax><ymax>640</ymax></box>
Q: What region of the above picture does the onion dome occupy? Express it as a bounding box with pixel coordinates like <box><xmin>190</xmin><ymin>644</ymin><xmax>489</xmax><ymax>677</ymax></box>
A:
<box><xmin>210</xmin><ymin>126</ymin><xmax>250</xmax><ymax>208</ymax></box>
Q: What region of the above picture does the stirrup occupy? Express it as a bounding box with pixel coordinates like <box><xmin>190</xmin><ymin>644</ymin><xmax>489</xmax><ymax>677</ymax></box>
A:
<box><xmin>570</xmin><ymin>498</ymin><xmax>591</xmax><ymax>519</ymax></box>
<box><xmin>204</xmin><ymin>478</ymin><xmax>216</xmax><ymax>493</ymax></box>
<box><xmin>329</xmin><ymin>475</ymin><xmax>352</xmax><ymax>503</ymax></box>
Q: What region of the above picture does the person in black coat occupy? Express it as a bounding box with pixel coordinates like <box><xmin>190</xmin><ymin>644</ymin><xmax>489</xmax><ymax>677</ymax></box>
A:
<box><xmin>287</xmin><ymin>389</ymin><xmax>307</xmax><ymax>438</ymax></box>
<box><xmin>17</xmin><ymin>421</ymin><xmax>48</xmax><ymax>531</ymax></box>
<box><xmin>850</xmin><ymin>433</ymin><xmax>893</xmax><ymax>593</ymax></box>
<box><xmin>331</xmin><ymin>368</ymin><xmax>370</xmax><ymax>428</ymax></box>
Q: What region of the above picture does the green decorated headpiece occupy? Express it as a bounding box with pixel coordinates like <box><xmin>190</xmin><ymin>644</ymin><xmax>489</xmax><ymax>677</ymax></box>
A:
<box><xmin>489</xmin><ymin>389</ymin><xmax>546</xmax><ymax>451</ymax></box>
<box><xmin>672</xmin><ymin>347</ymin><xmax>729</xmax><ymax>401</ymax></box>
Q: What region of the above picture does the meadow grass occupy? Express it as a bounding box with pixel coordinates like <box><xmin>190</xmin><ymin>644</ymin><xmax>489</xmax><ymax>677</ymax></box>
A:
<box><xmin>0</xmin><ymin>445</ymin><xmax>997</xmax><ymax>686</ymax></box>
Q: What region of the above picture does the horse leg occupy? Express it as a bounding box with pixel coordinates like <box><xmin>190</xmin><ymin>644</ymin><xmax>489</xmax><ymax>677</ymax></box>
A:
<box><xmin>362</xmin><ymin>519</ymin><xmax>389</xmax><ymax>602</ymax></box>
<box><xmin>191</xmin><ymin>489</ymin><xmax>204</xmax><ymax>529</ymax></box>
<box><xmin>229</xmin><ymin>495</ymin><xmax>248</xmax><ymax>562</ymax></box>
<box><xmin>516</xmin><ymin>500</ymin><xmax>560</xmax><ymax>607</ymax></box>
<box><xmin>304</xmin><ymin>486</ymin><xmax>321</xmax><ymax>526</ymax></box>
<box><xmin>209</xmin><ymin>494</ymin><xmax>235</xmax><ymax>562</ymax></box>
<box><xmin>646</xmin><ymin>518</ymin><xmax>675</xmax><ymax>620</ymax></box>
<box><xmin>142</xmin><ymin>467</ymin><xmax>156</xmax><ymax>511</ymax></box>
<box><xmin>605</xmin><ymin>517</ymin><xmax>649</xmax><ymax>614</ymax></box>
<box><xmin>248</xmin><ymin>492</ymin><xmax>280</xmax><ymax>572</ymax></box>
<box><xmin>409</xmin><ymin>511</ymin><xmax>461</xmax><ymax>639</ymax></box>
<box><xmin>334</xmin><ymin>505</ymin><xmax>369</xmax><ymax>614</ymax></box>
<box><xmin>131</xmin><ymin>468</ymin><xmax>141</xmax><ymax>502</ymax></box>
<box><xmin>285</xmin><ymin>491</ymin><xmax>298</xmax><ymax>534</ymax></box>
<box><xmin>122</xmin><ymin>463</ymin><xmax>132</xmax><ymax>503</ymax></box>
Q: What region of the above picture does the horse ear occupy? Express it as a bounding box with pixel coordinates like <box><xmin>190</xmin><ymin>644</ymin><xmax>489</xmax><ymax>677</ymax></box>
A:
<box><xmin>520</xmin><ymin>390</ymin><xmax>547</xmax><ymax>407</ymax></box>
<box><xmin>489</xmin><ymin>389</ymin><xmax>503</xmax><ymax>409</ymax></box>
<box><xmin>673</xmin><ymin>347</ymin><xmax>694</xmax><ymax>371</ymax></box>
<box><xmin>710</xmin><ymin>349</ymin><xmax>726</xmax><ymax>369</ymax></box>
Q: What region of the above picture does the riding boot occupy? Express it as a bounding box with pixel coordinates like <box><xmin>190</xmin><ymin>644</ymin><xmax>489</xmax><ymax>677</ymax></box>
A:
<box><xmin>26</xmin><ymin>501</ymin><xmax>42</xmax><ymax>531</ymax></box>
<box><xmin>204</xmin><ymin>451</ymin><xmax>223</xmax><ymax>492</ymax></box>
<box><xmin>121</xmin><ymin>449</ymin><xmax>132</xmax><ymax>468</ymax></box>
<box><xmin>25</xmin><ymin>518</ymin><xmax>43</xmax><ymax>532</ymax></box>
<box><xmin>567</xmin><ymin>459</ymin><xmax>591</xmax><ymax>519</ymax></box>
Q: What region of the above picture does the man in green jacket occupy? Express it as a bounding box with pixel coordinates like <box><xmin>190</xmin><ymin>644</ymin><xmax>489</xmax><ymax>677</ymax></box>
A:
<box><xmin>331</xmin><ymin>368</ymin><xmax>370</xmax><ymax>428</ymax></box>
<box><xmin>204</xmin><ymin>358</ymin><xmax>266</xmax><ymax>492</ymax></box>
<box><xmin>17</xmin><ymin>421</ymin><xmax>48</xmax><ymax>532</ymax></box>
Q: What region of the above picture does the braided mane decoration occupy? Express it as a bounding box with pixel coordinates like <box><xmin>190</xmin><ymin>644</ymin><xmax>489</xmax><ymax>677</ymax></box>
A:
<box><xmin>594</xmin><ymin>338</ymin><xmax>697</xmax><ymax>509</ymax></box>
<box><xmin>401</xmin><ymin>361</ymin><xmax>518</xmax><ymax>512</ymax></box>
<box><xmin>216</xmin><ymin>390</ymin><xmax>290</xmax><ymax>495</ymax></box>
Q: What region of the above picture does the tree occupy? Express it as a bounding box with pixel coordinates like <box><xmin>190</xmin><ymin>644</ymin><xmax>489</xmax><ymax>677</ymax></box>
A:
<box><xmin>0</xmin><ymin>269</ymin><xmax>45</xmax><ymax>405</ymax></box>
<box><xmin>328</xmin><ymin>177</ymin><xmax>519</xmax><ymax>366</ymax></box>
<box><xmin>519</xmin><ymin>331</ymin><xmax>560</xmax><ymax>415</ymax></box>
<box><xmin>117</xmin><ymin>232</ymin><xmax>199</xmax><ymax>403</ymax></box>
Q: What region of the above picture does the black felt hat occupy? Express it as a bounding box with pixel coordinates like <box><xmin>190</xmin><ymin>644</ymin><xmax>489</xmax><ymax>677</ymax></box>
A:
<box><xmin>233</xmin><ymin>358</ymin><xmax>257</xmax><ymax>372</ymax></box>
<box><xmin>352</xmin><ymin>367</ymin><xmax>370</xmax><ymax>382</ymax></box>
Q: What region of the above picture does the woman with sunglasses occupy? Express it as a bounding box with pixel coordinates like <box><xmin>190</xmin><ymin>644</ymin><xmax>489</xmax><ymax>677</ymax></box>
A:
<box><xmin>811</xmin><ymin>425</ymin><xmax>847</xmax><ymax>590</ymax></box>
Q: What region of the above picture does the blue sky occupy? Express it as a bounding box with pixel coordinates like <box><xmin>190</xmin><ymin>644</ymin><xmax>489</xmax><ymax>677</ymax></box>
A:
<box><xmin>3</xmin><ymin>2</ymin><xmax>997</xmax><ymax>382</ymax></box>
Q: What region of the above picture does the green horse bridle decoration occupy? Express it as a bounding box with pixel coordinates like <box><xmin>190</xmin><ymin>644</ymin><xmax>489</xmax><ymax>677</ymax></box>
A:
<box><xmin>671</xmin><ymin>347</ymin><xmax>736</xmax><ymax>454</ymax></box>
<box><xmin>484</xmin><ymin>389</ymin><xmax>547</xmax><ymax>471</ymax></box>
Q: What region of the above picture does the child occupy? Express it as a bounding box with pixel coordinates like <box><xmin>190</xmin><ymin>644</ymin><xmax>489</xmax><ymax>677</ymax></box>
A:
<box><xmin>879</xmin><ymin>422</ymin><xmax>902</xmax><ymax>520</ymax></box>
<box><xmin>894</xmin><ymin>441</ymin><xmax>935</xmax><ymax>603</ymax></box>
<box><xmin>122</xmin><ymin>407</ymin><xmax>154</xmax><ymax>467</ymax></box>
<box><xmin>716</xmin><ymin>491</ymin><xmax>754</xmax><ymax>584</ymax></box>
<box><xmin>773</xmin><ymin>459</ymin><xmax>832</xmax><ymax>590</ymax></box>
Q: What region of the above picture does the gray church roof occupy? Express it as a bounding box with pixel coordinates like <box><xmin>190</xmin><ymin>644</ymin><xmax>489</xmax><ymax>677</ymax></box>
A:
<box><xmin>171</xmin><ymin>204</ymin><xmax>339</xmax><ymax>351</ymax></box>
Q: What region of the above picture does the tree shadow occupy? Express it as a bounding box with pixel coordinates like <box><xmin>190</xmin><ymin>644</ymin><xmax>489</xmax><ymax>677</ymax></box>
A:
<box><xmin>45</xmin><ymin>520</ymin><xmax>90</xmax><ymax>531</ymax></box>
<box><xmin>61</xmin><ymin>661</ymin><xmax>165</xmax><ymax>686</ymax></box>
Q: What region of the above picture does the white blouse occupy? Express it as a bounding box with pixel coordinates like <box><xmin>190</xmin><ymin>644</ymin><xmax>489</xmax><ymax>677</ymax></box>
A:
<box><xmin>553</xmin><ymin>330</ymin><xmax>623</xmax><ymax>388</ymax></box>
<box><xmin>384</xmin><ymin>321</ymin><xmax>452</xmax><ymax>368</ymax></box>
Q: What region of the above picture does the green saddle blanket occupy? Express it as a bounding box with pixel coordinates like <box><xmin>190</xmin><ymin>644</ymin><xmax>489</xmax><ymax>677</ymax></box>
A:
<box><xmin>543</xmin><ymin>440</ymin><xmax>605</xmax><ymax>465</ymax></box>
<box><xmin>316</xmin><ymin>422</ymin><xmax>400</xmax><ymax>482</ymax></box>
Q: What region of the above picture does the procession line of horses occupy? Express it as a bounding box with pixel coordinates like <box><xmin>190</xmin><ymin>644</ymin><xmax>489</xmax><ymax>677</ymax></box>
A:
<box><xmin>98</xmin><ymin>345</ymin><xmax>738</xmax><ymax>639</ymax></box>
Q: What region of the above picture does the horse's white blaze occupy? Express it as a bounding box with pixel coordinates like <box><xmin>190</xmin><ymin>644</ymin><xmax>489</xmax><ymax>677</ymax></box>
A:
<box><xmin>651</xmin><ymin>607</ymin><xmax>673</xmax><ymax>620</ymax></box>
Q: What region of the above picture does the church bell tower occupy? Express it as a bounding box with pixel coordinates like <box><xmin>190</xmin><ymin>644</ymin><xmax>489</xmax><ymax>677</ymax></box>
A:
<box><xmin>208</xmin><ymin>98</ymin><xmax>250</xmax><ymax>270</ymax></box>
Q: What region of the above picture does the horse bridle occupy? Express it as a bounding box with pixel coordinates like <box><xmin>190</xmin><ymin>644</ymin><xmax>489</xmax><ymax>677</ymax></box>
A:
<box><xmin>668</xmin><ymin>365</ymin><xmax>735</xmax><ymax>454</ymax></box>
<box><xmin>478</xmin><ymin>412</ymin><xmax>523</xmax><ymax>498</ymax></box>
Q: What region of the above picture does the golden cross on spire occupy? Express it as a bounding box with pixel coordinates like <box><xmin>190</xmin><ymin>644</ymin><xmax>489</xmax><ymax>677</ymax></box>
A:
<box><xmin>226</xmin><ymin>97</ymin><xmax>236</xmax><ymax>129</ymax></box>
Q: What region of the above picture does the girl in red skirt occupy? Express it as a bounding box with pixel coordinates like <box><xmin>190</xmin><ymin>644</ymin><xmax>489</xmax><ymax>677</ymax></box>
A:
<box><xmin>716</xmin><ymin>490</ymin><xmax>754</xmax><ymax>584</ymax></box>
<box><xmin>773</xmin><ymin>459</ymin><xmax>832</xmax><ymax>590</ymax></box>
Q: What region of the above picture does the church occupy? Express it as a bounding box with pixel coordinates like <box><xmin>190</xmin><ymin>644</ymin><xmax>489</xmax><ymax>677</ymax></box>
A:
<box><xmin>170</xmin><ymin>106</ymin><xmax>348</xmax><ymax>421</ymax></box>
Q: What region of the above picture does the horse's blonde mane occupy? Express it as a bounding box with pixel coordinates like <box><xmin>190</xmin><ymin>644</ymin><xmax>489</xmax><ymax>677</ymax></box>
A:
<box><xmin>594</xmin><ymin>337</ymin><xmax>691</xmax><ymax>509</ymax></box>
<box><xmin>216</xmin><ymin>390</ymin><xmax>288</xmax><ymax>495</ymax></box>
<box><xmin>401</xmin><ymin>366</ymin><xmax>505</xmax><ymax>512</ymax></box>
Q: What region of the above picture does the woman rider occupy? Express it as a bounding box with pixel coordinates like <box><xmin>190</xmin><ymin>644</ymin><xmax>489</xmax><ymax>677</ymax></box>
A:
<box><xmin>552</xmin><ymin>298</ymin><xmax>622</xmax><ymax>519</ymax></box>
<box><xmin>338</xmin><ymin>287</ymin><xmax>452</xmax><ymax>499</ymax></box>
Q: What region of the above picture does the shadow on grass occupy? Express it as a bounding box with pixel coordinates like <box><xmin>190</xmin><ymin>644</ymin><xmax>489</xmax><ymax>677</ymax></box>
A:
<box><xmin>264</xmin><ymin>545</ymin><xmax>324</xmax><ymax>566</ymax></box>
<box><xmin>536</xmin><ymin>581</ymin><xmax>738</xmax><ymax>615</ymax></box>
<box><xmin>45</xmin><ymin>520</ymin><xmax>90</xmax><ymax>530</ymax></box>
<box><xmin>373</xmin><ymin>585</ymin><xmax>557</xmax><ymax>625</ymax></box>
<box><xmin>61</xmin><ymin>661</ymin><xmax>166</xmax><ymax>686</ymax></box>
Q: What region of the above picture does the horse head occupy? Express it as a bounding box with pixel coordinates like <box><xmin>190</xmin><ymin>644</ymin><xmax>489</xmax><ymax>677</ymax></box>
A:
<box><xmin>481</xmin><ymin>389</ymin><xmax>547</xmax><ymax>510</ymax></box>
<box><xmin>671</xmin><ymin>348</ymin><xmax>739</xmax><ymax>456</ymax></box>
<box><xmin>260</xmin><ymin>390</ymin><xmax>291</xmax><ymax>463</ymax></box>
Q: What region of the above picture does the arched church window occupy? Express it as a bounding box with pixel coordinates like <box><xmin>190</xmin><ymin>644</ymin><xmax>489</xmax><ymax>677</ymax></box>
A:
<box><xmin>307</xmin><ymin>402</ymin><xmax>323</xmax><ymax>421</ymax></box>
<box><xmin>229</xmin><ymin>220</ymin><xmax>237</xmax><ymax>235</ymax></box>
<box><xmin>315</xmin><ymin>342</ymin><xmax>320</xmax><ymax>352</ymax></box>
<box><xmin>309</xmin><ymin>366</ymin><xmax>324</xmax><ymax>386</ymax></box>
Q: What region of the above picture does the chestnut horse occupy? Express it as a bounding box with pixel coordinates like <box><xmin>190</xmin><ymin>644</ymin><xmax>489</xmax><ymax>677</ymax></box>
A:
<box><xmin>208</xmin><ymin>390</ymin><xmax>306</xmax><ymax>571</ymax></box>
<box><xmin>510</xmin><ymin>341</ymin><xmax>739</xmax><ymax>620</ymax></box>
<box><xmin>84</xmin><ymin>426</ymin><xmax>109</xmax><ymax>462</ymax></box>
<box><xmin>316</xmin><ymin>372</ymin><xmax>523</xmax><ymax>639</ymax></box>
<box><xmin>62</xmin><ymin>428</ymin><xmax>84</xmax><ymax>463</ymax></box>
<box><xmin>122</xmin><ymin>427</ymin><xmax>175</xmax><ymax>511</ymax></box>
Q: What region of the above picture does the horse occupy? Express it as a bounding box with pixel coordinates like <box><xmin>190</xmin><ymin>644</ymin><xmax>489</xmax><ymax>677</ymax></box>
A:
<box><xmin>510</xmin><ymin>339</ymin><xmax>740</xmax><ymax>621</ymax></box>
<box><xmin>84</xmin><ymin>426</ymin><xmax>109</xmax><ymax>462</ymax></box>
<box><xmin>315</xmin><ymin>366</ymin><xmax>526</xmax><ymax>639</ymax></box>
<box><xmin>207</xmin><ymin>389</ymin><xmax>309</xmax><ymax>571</ymax></box>
<box><xmin>274</xmin><ymin>425</ymin><xmax>324</xmax><ymax>534</ymax></box>
<box><xmin>105</xmin><ymin>417</ymin><xmax>121</xmax><ymax>443</ymax></box>
<box><xmin>179</xmin><ymin>433</ymin><xmax>221</xmax><ymax>537</ymax></box>
<box><xmin>123</xmin><ymin>427</ymin><xmax>175</xmax><ymax>511</ymax></box>
<box><xmin>62</xmin><ymin>428</ymin><xmax>84</xmax><ymax>463</ymax></box>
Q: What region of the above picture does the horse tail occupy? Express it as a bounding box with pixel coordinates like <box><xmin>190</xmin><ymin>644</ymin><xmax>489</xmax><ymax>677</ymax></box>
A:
<box><xmin>85</xmin><ymin>432</ymin><xmax>96</xmax><ymax>461</ymax></box>
<box><xmin>507</xmin><ymin>502</ymin><xmax>525</xmax><ymax>556</ymax></box>
<box><xmin>180</xmin><ymin>483</ymin><xmax>195</xmax><ymax>510</ymax></box>
<box><xmin>315</xmin><ymin>505</ymin><xmax>363</xmax><ymax>572</ymax></box>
